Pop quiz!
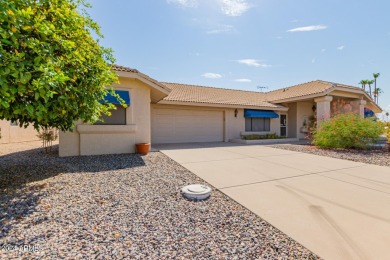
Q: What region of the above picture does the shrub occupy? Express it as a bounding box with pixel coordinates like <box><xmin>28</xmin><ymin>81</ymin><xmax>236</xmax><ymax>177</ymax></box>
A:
<box><xmin>241</xmin><ymin>133</ymin><xmax>285</xmax><ymax>140</ymax></box>
<box><xmin>313</xmin><ymin>113</ymin><xmax>384</xmax><ymax>149</ymax></box>
<box><xmin>305</xmin><ymin>115</ymin><xmax>317</xmax><ymax>143</ymax></box>
<box><xmin>37</xmin><ymin>127</ymin><xmax>58</xmax><ymax>153</ymax></box>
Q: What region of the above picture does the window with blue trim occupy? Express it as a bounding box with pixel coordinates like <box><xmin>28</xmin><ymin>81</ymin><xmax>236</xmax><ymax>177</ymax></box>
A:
<box><xmin>95</xmin><ymin>90</ymin><xmax>130</xmax><ymax>125</ymax></box>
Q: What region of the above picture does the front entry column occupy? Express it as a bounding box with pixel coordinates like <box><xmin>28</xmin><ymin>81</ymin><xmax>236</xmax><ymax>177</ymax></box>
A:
<box><xmin>314</xmin><ymin>96</ymin><xmax>333</xmax><ymax>123</ymax></box>
<box><xmin>358</xmin><ymin>99</ymin><xmax>366</xmax><ymax>118</ymax></box>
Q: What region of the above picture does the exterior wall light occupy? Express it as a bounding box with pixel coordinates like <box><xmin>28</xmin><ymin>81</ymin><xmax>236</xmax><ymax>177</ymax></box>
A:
<box><xmin>234</xmin><ymin>109</ymin><xmax>238</xmax><ymax>117</ymax></box>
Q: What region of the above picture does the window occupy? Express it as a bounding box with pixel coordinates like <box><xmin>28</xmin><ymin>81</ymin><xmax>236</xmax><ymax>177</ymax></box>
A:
<box><xmin>10</xmin><ymin>120</ymin><xmax>19</xmax><ymax>126</ymax></box>
<box><xmin>95</xmin><ymin>104</ymin><xmax>126</xmax><ymax>125</ymax></box>
<box><xmin>245</xmin><ymin>118</ymin><xmax>270</xmax><ymax>132</ymax></box>
<box><xmin>95</xmin><ymin>89</ymin><xmax>130</xmax><ymax>125</ymax></box>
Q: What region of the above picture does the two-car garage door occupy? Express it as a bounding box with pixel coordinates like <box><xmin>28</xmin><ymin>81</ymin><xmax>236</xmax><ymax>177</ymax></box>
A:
<box><xmin>152</xmin><ymin>108</ymin><xmax>224</xmax><ymax>144</ymax></box>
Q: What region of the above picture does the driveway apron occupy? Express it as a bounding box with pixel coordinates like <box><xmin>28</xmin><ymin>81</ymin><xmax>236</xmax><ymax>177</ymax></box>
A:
<box><xmin>157</xmin><ymin>143</ymin><xmax>390</xmax><ymax>260</ymax></box>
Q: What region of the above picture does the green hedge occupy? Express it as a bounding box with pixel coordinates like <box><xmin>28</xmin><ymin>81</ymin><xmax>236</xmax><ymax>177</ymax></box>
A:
<box><xmin>241</xmin><ymin>133</ymin><xmax>286</xmax><ymax>140</ymax></box>
<box><xmin>313</xmin><ymin>114</ymin><xmax>384</xmax><ymax>149</ymax></box>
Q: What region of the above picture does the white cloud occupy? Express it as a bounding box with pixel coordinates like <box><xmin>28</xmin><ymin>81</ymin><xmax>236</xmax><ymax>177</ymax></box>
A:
<box><xmin>219</xmin><ymin>0</ymin><xmax>250</xmax><ymax>16</ymax></box>
<box><xmin>202</xmin><ymin>72</ymin><xmax>222</xmax><ymax>79</ymax></box>
<box><xmin>337</xmin><ymin>45</ymin><xmax>345</xmax><ymax>50</ymax></box>
<box><xmin>235</xmin><ymin>78</ymin><xmax>251</xmax><ymax>82</ymax></box>
<box><xmin>311</xmin><ymin>58</ymin><xmax>316</xmax><ymax>64</ymax></box>
<box><xmin>321</xmin><ymin>48</ymin><xmax>326</xmax><ymax>52</ymax></box>
<box><xmin>206</xmin><ymin>24</ymin><xmax>234</xmax><ymax>34</ymax></box>
<box><xmin>167</xmin><ymin>0</ymin><xmax>251</xmax><ymax>16</ymax></box>
<box><xmin>167</xmin><ymin>0</ymin><xmax>198</xmax><ymax>8</ymax></box>
<box><xmin>237</xmin><ymin>59</ymin><xmax>271</xmax><ymax>68</ymax></box>
<box><xmin>287</xmin><ymin>25</ymin><xmax>327</xmax><ymax>32</ymax></box>
<box><xmin>290</xmin><ymin>19</ymin><xmax>299</xmax><ymax>23</ymax></box>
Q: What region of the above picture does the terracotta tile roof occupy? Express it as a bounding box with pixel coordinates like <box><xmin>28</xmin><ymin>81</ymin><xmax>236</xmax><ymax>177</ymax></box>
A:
<box><xmin>161</xmin><ymin>82</ymin><xmax>285</xmax><ymax>109</ymax></box>
<box><xmin>265</xmin><ymin>80</ymin><xmax>335</xmax><ymax>101</ymax></box>
<box><xmin>112</xmin><ymin>64</ymin><xmax>139</xmax><ymax>73</ymax></box>
<box><xmin>111</xmin><ymin>65</ymin><xmax>377</xmax><ymax>110</ymax></box>
<box><xmin>265</xmin><ymin>80</ymin><xmax>366</xmax><ymax>102</ymax></box>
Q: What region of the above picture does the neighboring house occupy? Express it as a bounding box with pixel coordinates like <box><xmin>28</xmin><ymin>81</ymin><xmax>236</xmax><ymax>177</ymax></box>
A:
<box><xmin>0</xmin><ymin>120</ymin><xmax>39</xmax><ymax>144</ymax></box>
<box><xmin>59</xmin><ymin>65</ymin><xmax>382</xmax><ymax>156</ymax></box>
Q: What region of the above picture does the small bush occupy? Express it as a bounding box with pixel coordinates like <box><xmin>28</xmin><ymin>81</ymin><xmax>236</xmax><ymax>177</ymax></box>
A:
<box><xmin>241</xmin><ymin>133</ymin><xmax>285</xmax><ymax>140</ymax></box>
<box><xmin>37</xmin><ymin>127</ymin><xmax>59</xmax><ymax>153</ymax></box>
<box><xmin>313</xmin><ymin>113</ymin><xmax>384</xmax><ymax>149</ymax></box>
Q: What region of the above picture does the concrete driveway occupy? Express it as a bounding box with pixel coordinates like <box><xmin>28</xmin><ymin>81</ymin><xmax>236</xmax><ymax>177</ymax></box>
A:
<box><xmin>156</xmin><ymin>143</ymin><xmax>390</xmax><ymax>260</ymax></box>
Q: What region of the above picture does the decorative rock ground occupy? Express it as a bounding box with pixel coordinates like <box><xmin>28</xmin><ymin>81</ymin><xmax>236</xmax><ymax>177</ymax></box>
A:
<box><xmin>0</xmin><ymin>142</ymin><xmax>320</xmax><ymax>259</ymax></box>
<box><xmin>270</xmin><ymin>143</ymin><xmax>390</xmax><ymax>167</ymax></box>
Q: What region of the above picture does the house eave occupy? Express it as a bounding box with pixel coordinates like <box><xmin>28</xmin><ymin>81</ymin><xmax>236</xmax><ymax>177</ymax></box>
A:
<box><xmin>269</xmin><ymin>92</ymin><xmax>327</xmax><ymax>104</ymax></box>
<box><xmin>116</xmin><ymin>71</ymin><xmax>171</xmax><ymax>103</ymax></box>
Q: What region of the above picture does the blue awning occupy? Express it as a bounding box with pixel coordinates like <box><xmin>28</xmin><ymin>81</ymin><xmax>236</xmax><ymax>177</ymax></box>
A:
<box><xmin>101</xmin><ymin>90</ymin><xmax>130</xmax><ymax>105</ymax></box>
<box><xmin>364</xmin><ymin>107</ymin><xmax>375</xmax><ymax>118</ymax></box>
<box><xmin>244</xmin><ymin>109</ymin><xmax>279</xmax><ymax>118</ymax></box>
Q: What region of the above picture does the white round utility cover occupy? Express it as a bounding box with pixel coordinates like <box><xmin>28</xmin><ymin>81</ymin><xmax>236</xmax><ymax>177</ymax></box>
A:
<box><xmin>181</xmin><ymin>184</ymin><xmax>211</xmax><ymax>200</ymax></box>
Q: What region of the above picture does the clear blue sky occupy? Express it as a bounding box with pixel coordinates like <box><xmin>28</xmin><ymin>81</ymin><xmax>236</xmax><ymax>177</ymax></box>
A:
<box><xmin>88</xmin><ymin>0</ymin><xmax>390</xmax><ymax>118</ymax></box>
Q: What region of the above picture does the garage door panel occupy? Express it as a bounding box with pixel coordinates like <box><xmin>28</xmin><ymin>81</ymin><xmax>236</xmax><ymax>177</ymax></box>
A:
<box><xmin>152</xmin><ymin>108</ymin><xmax>224</xmax><ymax>144</ymax></box>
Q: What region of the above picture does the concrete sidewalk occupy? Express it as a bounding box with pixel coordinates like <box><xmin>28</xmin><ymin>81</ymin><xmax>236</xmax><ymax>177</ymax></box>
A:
<box><xmin>157</xmin><ymin>143</ymin><xmax>390</xmax><ymax>260</ymax></box>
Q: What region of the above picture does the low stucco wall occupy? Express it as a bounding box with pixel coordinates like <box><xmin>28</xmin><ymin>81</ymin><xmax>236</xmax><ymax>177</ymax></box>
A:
<box><xmin>0</xmin><ymin>120</ymin><xmax>40</xmax><ymax>144</ymax></box>
<box><xmin>59</xmin><ymin>78</ymin><xmax>151</xmax><ymax>157</ymax></box>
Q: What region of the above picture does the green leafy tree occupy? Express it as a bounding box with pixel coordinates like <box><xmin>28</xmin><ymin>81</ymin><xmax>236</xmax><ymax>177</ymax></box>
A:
<box><xmin>0</xmin><ymin>0</ymin><xmax>118</xmax><ymax>132</ymax></box>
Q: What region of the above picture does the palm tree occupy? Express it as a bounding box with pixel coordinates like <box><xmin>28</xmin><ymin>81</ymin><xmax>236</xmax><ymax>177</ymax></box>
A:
<box><xmin>373</xmin><ymin>87</ymin><xmax>383</xmax><ymax>103</ymax></box>
<box><xmin>359</xmin><ymin>80</ymin><xmax>366</xmax><ymax>91</ymax></box>
<box><xmin>373</xmin><ymin>73</ymin><xmax>380</xmax><ymax>100</ymax></box>
<box><xmin>366</xmin><ymin>79</ymin><xmax>374</xmax><ymax>97</ymax></box>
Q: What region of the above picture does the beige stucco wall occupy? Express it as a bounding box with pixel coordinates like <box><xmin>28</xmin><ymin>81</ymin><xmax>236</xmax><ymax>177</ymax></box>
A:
<box><xmin>0</xmin><ymin>120</ymin><xmax>39</xmax><ymax>144</ymax></box>
<box><xmin>59</xmin><ymin>77</ymin><xmax>151</xmax><ymax>157</ymax></box>
<box><xmin>0</xmin><ymin>120</ymin><xmax>10</xmax><ymax>144</ymax></box>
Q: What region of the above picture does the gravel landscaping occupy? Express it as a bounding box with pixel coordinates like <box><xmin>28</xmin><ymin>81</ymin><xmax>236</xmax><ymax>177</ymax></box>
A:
<box><xmin>0</xmin><ymin>142</ymin><xmax>319</xmax><ymax>259</ymax></box>
<box><xmin>269</xmin><ymin>143</ymin><xmax>390</xmax><ymax>167</ymax></box>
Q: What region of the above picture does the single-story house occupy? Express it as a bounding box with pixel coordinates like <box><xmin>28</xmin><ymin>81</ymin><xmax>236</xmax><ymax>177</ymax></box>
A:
<box><xmin>57</xmin><ymin>65</ymin><xmax>381</xmax><ymax>156</ymax></box>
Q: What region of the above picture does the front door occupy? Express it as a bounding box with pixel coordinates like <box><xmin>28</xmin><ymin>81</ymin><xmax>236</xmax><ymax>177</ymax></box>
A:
<box><xmin>280</xmin><ymin>115</ymin><xmax>287</xmax><ymax>137</ymax></box>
